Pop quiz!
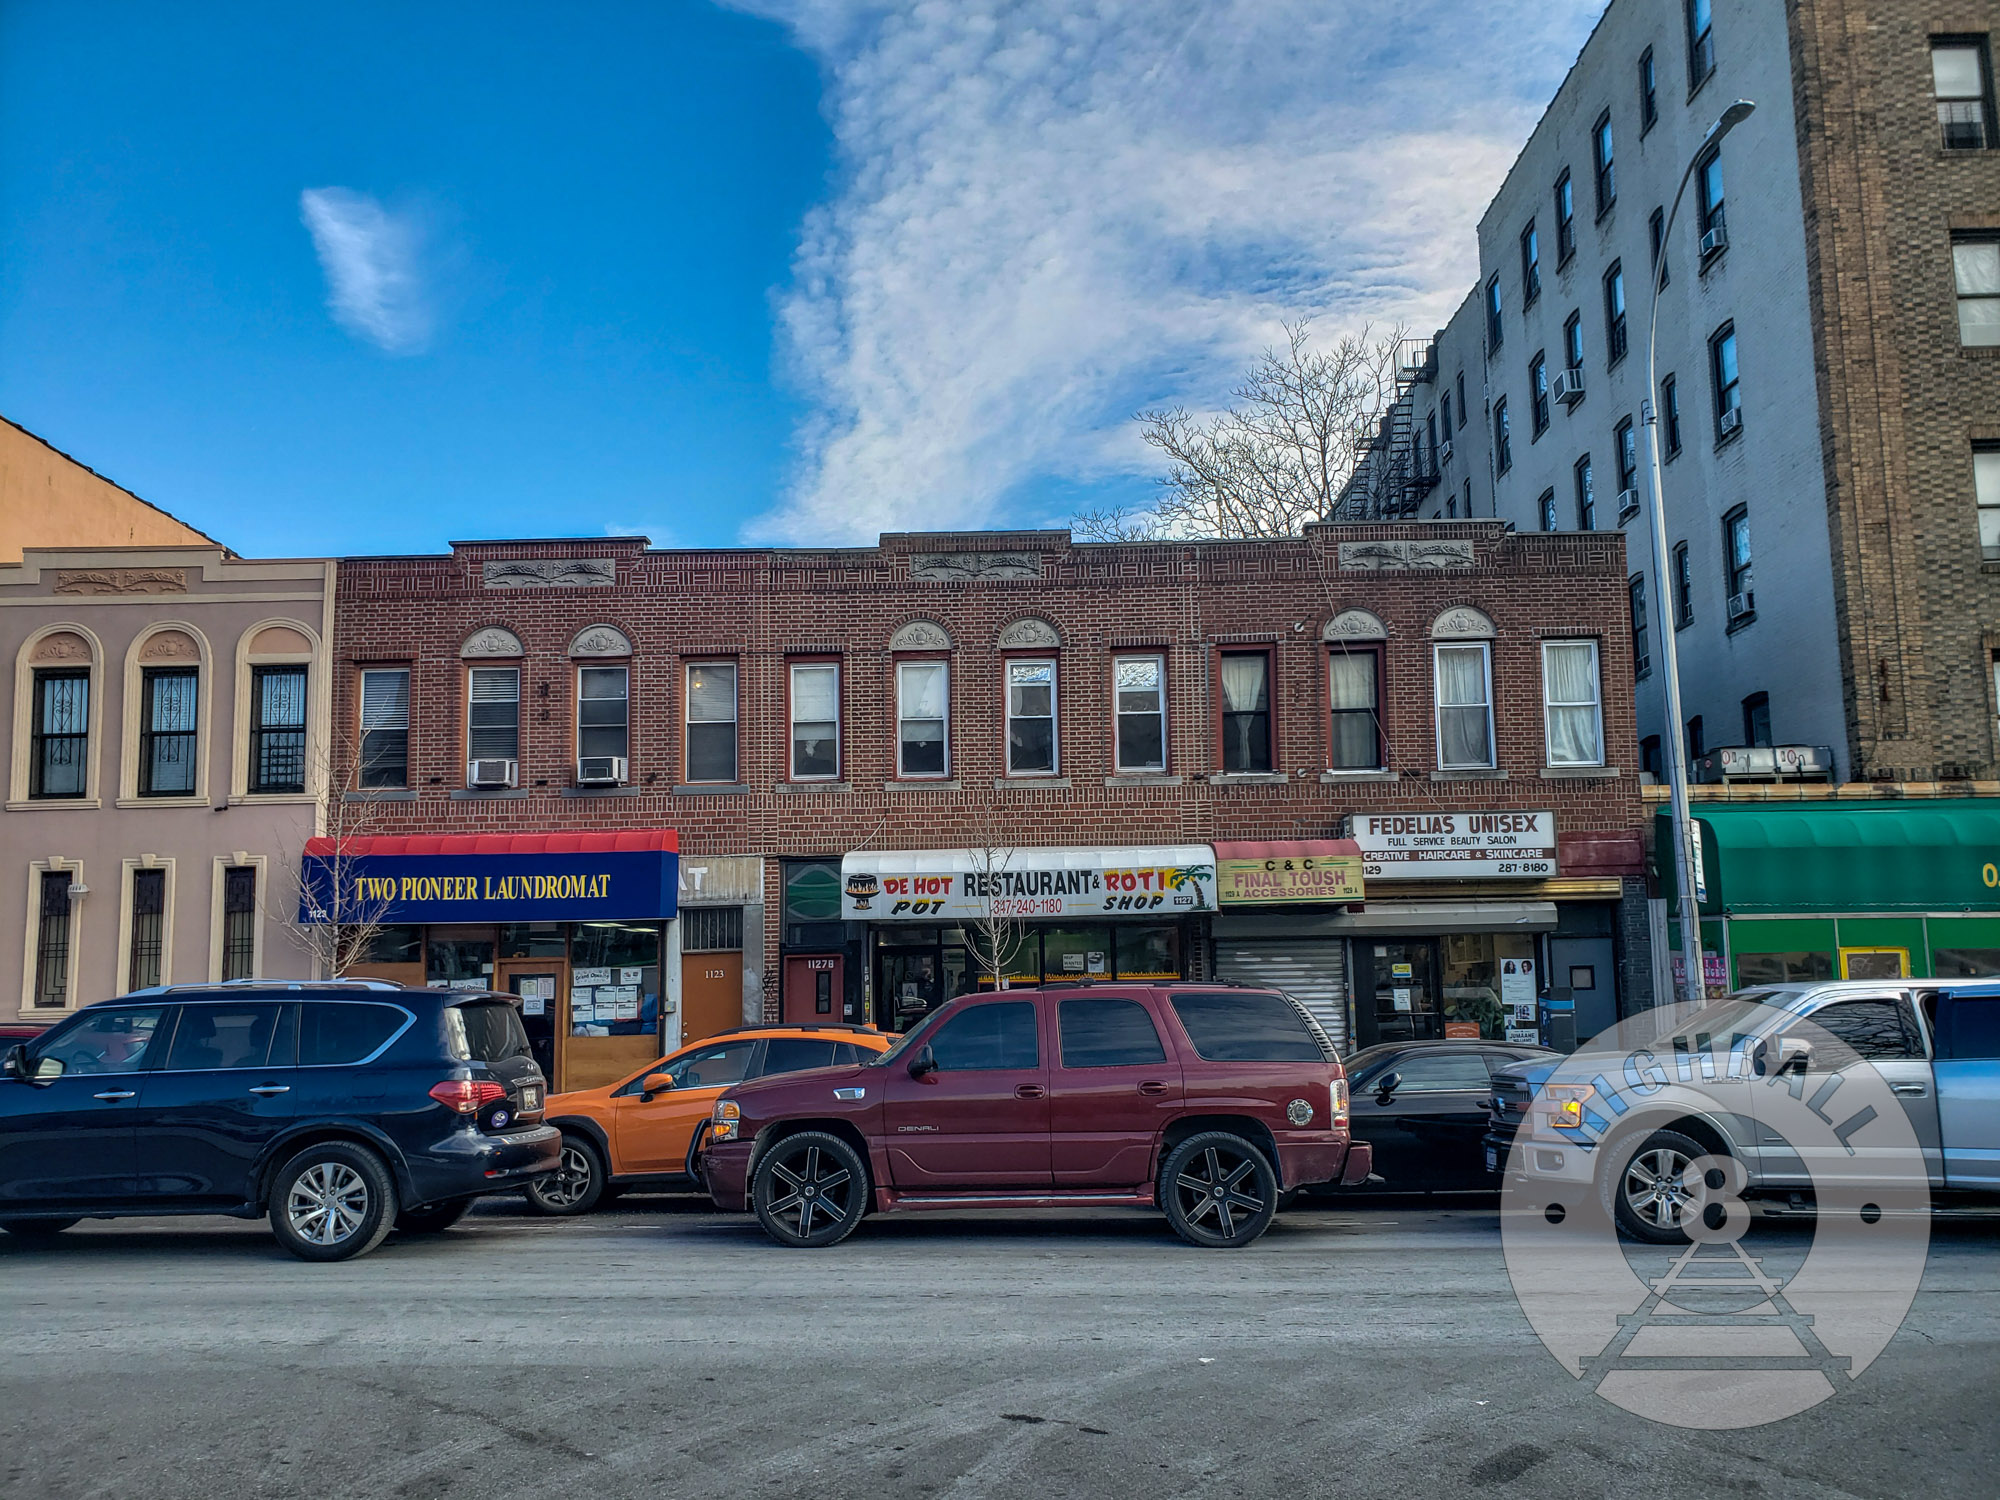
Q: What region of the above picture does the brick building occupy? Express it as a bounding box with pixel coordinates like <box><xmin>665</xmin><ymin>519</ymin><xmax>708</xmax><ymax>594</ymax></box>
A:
<box><xmin>1343</xmin><ymin>0</ymin><xmax>2000</xmax><ymax>791</ymax></box>
<box><xmin>326</xmin><ymin>524</ymin><xmax>1647</xmax><ymax>1089</ymax></box>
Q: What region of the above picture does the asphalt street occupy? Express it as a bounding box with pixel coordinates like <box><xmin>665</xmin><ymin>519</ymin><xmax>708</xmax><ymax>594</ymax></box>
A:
<box><xmin>3</xmin><ymin>1194</ymin><xmax>1996</xmax><ymax>1500</ymax></box>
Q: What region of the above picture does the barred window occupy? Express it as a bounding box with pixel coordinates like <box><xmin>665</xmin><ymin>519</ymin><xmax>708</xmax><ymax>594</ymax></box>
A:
<box><xmin>682</xmin><ymin>906</ymin><xmax>744</xmax><ymax>953</ymax></box>
<box><xmin>34</xmin><ymin>870</ymin><xmax>74</xmax><ymax>1009</ymax></box>
<box><xmin>222</xmin><ymin>866</ymin><xmax>258</xmax><ymax>982</ymax></box>
<box><xmin>139</xmin><ymin>667</ymin><xmax>199</xmax><ymax>797</ymax></box>
<box><xmin>30</xmin><ymin>669</ymin><xmax>88</xmax><ymax>800</ymax></box>
<box><xmin>129</xmin><ymin>868</ymin><xmax>167</xmax><ymax>991</ymax></box>
<box><xmin>249</xmin><ymin>666</ymin><xmax>307</xmax><ymax>794</ymax></box>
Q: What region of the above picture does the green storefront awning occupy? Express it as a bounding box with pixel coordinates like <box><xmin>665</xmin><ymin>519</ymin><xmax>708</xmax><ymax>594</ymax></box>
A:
<box><xmin>1656</xmin><ymin>801</ymin><xmax>2000</xmax><ymax>915</ymax></box>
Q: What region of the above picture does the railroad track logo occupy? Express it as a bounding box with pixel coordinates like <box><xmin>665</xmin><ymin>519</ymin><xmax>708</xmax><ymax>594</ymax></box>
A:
<box><xmin>1499</xmin><ymin>1000</ymin><xmax>1930</xmax><ymax>1429</ymax></box>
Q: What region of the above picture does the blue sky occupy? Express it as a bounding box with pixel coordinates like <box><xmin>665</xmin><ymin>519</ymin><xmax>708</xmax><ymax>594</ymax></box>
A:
<box><xmin>0</xmin><ymin>1</ymin><xmax>1603</xmax><ymax>555</ymax></box>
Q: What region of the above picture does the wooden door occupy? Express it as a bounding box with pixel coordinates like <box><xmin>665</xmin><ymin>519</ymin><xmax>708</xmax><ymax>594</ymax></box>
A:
<box><xmin>681</xmin><ymin>952</ymin><xmax>744</xmax><ymax>1044</ymax></box>
<box><xmin>783</xmin><ymin>954</ymin><xmax>844</xmax><ymax>1024</ymax></box>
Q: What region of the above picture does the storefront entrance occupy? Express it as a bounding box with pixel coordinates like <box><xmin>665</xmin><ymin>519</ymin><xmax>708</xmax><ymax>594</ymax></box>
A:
<box><xmin>497</xmin><ymin>957</ymin><xmax>566</xmax><ymax>1083</ymax></box>
<box><xmin>1356</xmin><ymin>941</ymin><xmax>1441</xmax><ymax>1044</ymax></box>
<box><xmin>782</xmin><ymin>954</ymin><xmax>848</xmax><ymax>1024</ymax></box>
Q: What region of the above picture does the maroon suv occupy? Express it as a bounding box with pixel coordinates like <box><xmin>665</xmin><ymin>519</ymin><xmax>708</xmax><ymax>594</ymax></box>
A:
<box><xmin>699</xmin><ymin>983</ymin><xmax>1370</xmax><ymax>1249</ymax></box>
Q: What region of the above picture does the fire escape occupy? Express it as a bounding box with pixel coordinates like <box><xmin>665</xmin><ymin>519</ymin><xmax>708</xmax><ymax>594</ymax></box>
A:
<box><xmin>1336</xmin><ymin>337</ymin><xmax>1442</xmax><ymax>522</ymax></box>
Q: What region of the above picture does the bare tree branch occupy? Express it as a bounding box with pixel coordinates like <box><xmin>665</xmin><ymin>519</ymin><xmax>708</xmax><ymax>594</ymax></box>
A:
<box><xmin>1076</xmin><ymin>320</ymin><xmax>1407</xmax><ymax>541</ymax></box>
<box><xmin>271</xmin><ymin>723</ymin><xmax>395</xmax><ymax>979</ymax></box>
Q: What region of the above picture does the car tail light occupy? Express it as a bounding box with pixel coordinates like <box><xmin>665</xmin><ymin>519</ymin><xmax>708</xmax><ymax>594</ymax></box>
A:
<box><xmin>1331</xmin><ymin>1078</ymin><xmax>1349</xmax><ymax>1126</ymax></box>
<box><xmin>430</xmin><ymin>1080</ymin><xmax>508</xmax><ymax>1114</ymax></box>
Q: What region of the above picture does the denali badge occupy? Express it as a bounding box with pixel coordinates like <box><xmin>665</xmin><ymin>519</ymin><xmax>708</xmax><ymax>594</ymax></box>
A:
<box><xmin>897</xmin><ymin>1125</ymin><xmax>938</xmax><ymax>1133</ymax></box>
<box><xmin>1286</xmin><ymin>1098</ymin><xmax>1314</xmax><ymax>1126</ymax></box>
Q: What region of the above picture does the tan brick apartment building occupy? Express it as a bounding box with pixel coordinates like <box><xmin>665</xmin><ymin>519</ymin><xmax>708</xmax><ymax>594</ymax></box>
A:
<box><xmin>1353</xmin><ymin>0</ymin><xmax>2000</xmax><ymax>788</ymax></box>
<box><xmin>330</xmin><ymin>526</ymin><xmax>1647</xmax><ymax>1089</ymax></box>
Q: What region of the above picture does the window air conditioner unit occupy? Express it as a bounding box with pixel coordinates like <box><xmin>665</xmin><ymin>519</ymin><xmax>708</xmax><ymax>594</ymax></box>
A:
<box><xmin>1617</xmin><ymin>487</ymin><xmax>1640</xmax><ymax>519</ymax></box>
<box><xmin>1552</xmin><ymin>368</ymin><xmax>1585</xmax><ymax>406</ymax></box>
<box><xmin>1439</xmin><ymin>440</ymin><xmax>1454</xmax><ymax>464</ymax></box>
<box><xmin>1700</xmin><ymin>224</ymin><xmax>1729</xmax><ymax>258</ymax></box>
<box><xmin>1719</xmin><ymin>407</ymin><xmax>1743</xmax><ymax>438</ymax></box>
<box><xmin>1727</xmin><ymin>589</ymin><xmax>1755</xmax><ymax>621</ymax></box>
<box><xmin>467</xmin><ymin>759</ymin><xmax>518</xmax><ymax>789</ymax></box>
<box><xmin>576</xmin><ymin>756</ymin><xmax>627</xmax><ymax>787</ymax></box>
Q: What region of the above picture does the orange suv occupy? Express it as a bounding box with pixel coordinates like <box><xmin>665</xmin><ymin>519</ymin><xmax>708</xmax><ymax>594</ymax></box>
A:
<box><xmin>525</xmin><ymin>1023</ymin><xmax>890</xmax><ymax>1215</ymax></box>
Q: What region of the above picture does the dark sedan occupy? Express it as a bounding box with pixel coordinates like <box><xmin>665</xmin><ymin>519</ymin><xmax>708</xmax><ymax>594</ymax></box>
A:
<box><xmin>1327</xmin><ymin>1039</ymin><xmax>1557</xmax><ymax>1192</ymax></box>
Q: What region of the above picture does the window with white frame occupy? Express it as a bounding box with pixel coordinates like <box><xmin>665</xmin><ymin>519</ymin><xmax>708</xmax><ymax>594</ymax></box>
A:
<box><xmin>1952</xmin><ymin>236</ymin><xmax>2000</xmax><ymax>347</ymax></box>
<box><xmin>1113</xmin><ymin>655</ymin><xmax>1166</xmax><ymax>773</ymax></box>
<box><xmin>1219</xmin><ymin>652</ymin><xmax>1271</xmax><ymax>772</ymax></box>
<box><xmin>896</xmin><ymin>660</ymin><xmax>948</xmax><ymax>776</ymax></box>
<box><xmin>578</xmin><ymin>665</ymin><xmax>630</xmax><ymax>766</ymax></box>
<box><xmin>1933</xmin><ymin>38</ymin><xmax>1995</xmax><ymax>150</ymax></box>
<box><xmin>1543</xmin><ymin>640</ymin><xmax>1604</xmax><ymax>766</ymax></box>
<box><xmin>466</xmin><ymin>667</ymin><xmax>520</xmax><ymax>772</ymax></box>
<box><xmin>1328</xmin><ymin>649</ymin><xmax>1381</xmax><ymax>770</ymax></box>
<box><xmin>685</xmin><ymin>662</ymin><xmax>739</xmax><ymax>783</ymax></box>
<box><xmin>1434</xmin><ymin>643</ymin><xmax>1495</xmax><ymax>769</ymax></box>
<box><xmin>1975</xmin><ymin>446</ymin><xmax>2000</xmax><ymax>561</ymax></box>
<box><xmin>1006</xmin><ymin>659</ymin><xmax>1057</xmax><ymax>775</ymax></box>
<box><xmin>789</xmin><ymin>662</ymin><xmax>839</xmax><ymax>780</ymax></box>
<box><xmin>359</xmin><ymin>668</ymin><xmax>410</xmax><ymax>788</ymax></box>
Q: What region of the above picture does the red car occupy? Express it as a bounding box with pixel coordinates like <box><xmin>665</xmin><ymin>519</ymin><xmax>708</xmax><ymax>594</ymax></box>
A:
<box><xmin>701</xmin><ymin>982</ymin><xmax>1370</xmax><ymax>1249</ymax></box>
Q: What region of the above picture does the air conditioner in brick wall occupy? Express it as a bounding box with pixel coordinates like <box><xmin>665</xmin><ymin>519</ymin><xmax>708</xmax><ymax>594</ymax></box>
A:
<box><xmin>1700</xmin><ymin>224</ymin><xmax>1729</xmax><ymax>259</ymax></box>
<box><xmin>1719</xmin><ymin>407</ymin><xmax>1743</xmax><ymax>439</ymax></box>
<box><xmin>1553</xmin><ymin>368</ymin><xmax>1585</xmax><ymax>406</ymax></box>
<box><xmin>1726</xmin><ymin>589</ymin><xmax>1755</xmax><ymax>622</ymax></box>
<box><xmin>1440</xmin><ymin>439</ymin><xmax>1454</xmax><ymax>465</ymax></box>
<box><xmin>576</xmin><ymin>756</ymin><xmax>627</xmax><ymax>787</ymax></box>
<box><xmin>467</xmin><ymin>759</ymin><xmax>518</xmax><ymax>789</ymax></box>
<box><xmin>1617</xmin><ymin>487</ymin><xmax>1640</xmax><ymax>520</ymax></box>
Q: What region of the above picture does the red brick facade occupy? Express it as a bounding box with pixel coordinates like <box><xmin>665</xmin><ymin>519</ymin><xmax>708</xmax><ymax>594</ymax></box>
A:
<box><xmin>332</xmin><ymin>522</ymin><xmax>1645</xmax><ymax>1017</ymax></box>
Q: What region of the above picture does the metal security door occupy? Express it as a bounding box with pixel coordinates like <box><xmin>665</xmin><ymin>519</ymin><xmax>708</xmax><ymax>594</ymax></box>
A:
<box><xmin>1212</xmin><ymin>940</ymin><xmax>1347</xmax><ymax>1050</ymax></box>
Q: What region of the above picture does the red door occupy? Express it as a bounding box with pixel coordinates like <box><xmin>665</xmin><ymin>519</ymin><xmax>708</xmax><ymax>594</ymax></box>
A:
<box><xmin>782</xmin><ymin>955</ymin><xmax>844</xmax><ymax>1024</ymax></box>
<box><xmin>881</xmin><ymin>997</ymin><xmax>1052</xmax><ymax>1190</ymax></box>
<box><xmin>1046</xmin><ymin>991</ymin><xmax>1185</xmax><ymax>1187</ymax></box>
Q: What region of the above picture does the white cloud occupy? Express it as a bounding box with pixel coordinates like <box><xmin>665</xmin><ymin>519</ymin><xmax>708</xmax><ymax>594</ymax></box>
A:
<box><xmin>727</xmin><ymin>0</ymin><xmax>1605</xmax><ymax>542</ymax></box>
<box><xmin>299</xmin><ymin>187</ymin><xmax>432</xmax><ymax>355</ymax></box>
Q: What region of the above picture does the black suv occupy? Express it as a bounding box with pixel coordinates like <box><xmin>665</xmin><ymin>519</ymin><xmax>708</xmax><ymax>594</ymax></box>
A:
<box><xmin>0</xmin><ymin>982</ymin><xmax>558</xmax><ymax>1261</ymax></box>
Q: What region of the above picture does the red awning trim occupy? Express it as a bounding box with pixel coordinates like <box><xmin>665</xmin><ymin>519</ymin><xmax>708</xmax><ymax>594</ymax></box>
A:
<box><xmin>1212</xmin><ymin>839</ymin><xmax>1362</xmax><ymax>860</ymax></box>
<box><xmin>302</xmin><ymin>830</ymin><xmax>679</xmax><ymax>858</ymax></box>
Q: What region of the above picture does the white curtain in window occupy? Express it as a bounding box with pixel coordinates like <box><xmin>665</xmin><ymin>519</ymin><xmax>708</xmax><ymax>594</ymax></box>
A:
<box><xmin>1544</xmin><ymin>642</ymin><xmax>1603</xmax><ymax>766</ymax></box>
<box><xmin>791</xmin><ymin>665</ymin><xmax>838</xmax><ymax>724</ymax></box>
<box><xmin>899</xmin><ymin>662</ymin><xmax>946</xmax><ymax>721</ymax></box>
<box><xmin>1436</xmin><ymin>645</ymin><xmax>1492</xmax><ymax>768</ymax></box>
<box><xmin>1328</xmin><ymin>653</ymin><xmax>1378</xmax><ymax>769</ymax></box>
<box><xmin>1220</xmin><ymin>654</ymin><xmax>1267</xmax><ymax>713</ymax></box>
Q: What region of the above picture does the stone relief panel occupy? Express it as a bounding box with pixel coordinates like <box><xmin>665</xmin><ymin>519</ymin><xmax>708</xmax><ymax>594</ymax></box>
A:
<box><xmin>911</xmin><ymin>552</ymin><xmax>1043</xmax><ymax>581</ymax></box>
<box><xmin>997</xmin><ymin>617</ymin><xmax>1062</xmax><ymax>649</ymax></box>
<box><xmin>569</xmin><ymin>625</ymin><xmax>633</xmax><ymax>658</ymax></box>
<box><xmin>139</xmin><ymin>630</ymin><xmax>201</xmax><ymax>662</ymax></box>
<box><xmin>29</xmin><ymin>630</ymin><xmax>91</xmax><ymax>663</ymax></box>
<box><xmin>1338</xmin><ymin>539</ymin><xmax>1476</xmax><ymax>571</ymax></box>
<box><xmin>888</xmin><ymin>619</ymin><xmax>952</xmax><ymax>651</ymax></box>
<box><xmin>53</xmin><ymin>568</ymin><xmax>188</xmax><ymax>595</ymax></box>
<box><xmin>462</xmin><ymin>626</ymin><xmax>525</xmax><ymax>658</ymax></box>
<box><xmin>482</xmin><ymin>558</ymin><xmax>616</xmax><ymax>589</ymax></box>
<box><xmin>1322</xmin><ymin>609</ymin><xmax>1387</xmax><ymax>641</ymax></box>
<box><xmin>1430</xmin><ymin>605</ymin><xmax>1496</xmax><ymax>640</ymax></box>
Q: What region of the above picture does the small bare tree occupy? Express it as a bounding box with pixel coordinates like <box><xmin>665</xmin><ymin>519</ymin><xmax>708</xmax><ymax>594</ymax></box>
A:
<box><xmin>963</xmin><ymin>808</ymin><xmax>1031</xmax><ymax>992</ymax></box>
<box><xmin>1075</xmin><ymin>320</ymin><xmax>1406</xmax><ymax>541</ymax></box>
<box><xmin>277</xmin><ymin>725</ymin><xmax>394</xmax><ymax>978</ymax></box>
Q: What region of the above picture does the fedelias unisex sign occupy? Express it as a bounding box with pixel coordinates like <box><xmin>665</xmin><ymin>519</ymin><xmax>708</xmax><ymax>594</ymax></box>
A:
<box><xmin>1348</xmin><ymin>811</ymin><xmax>1557</xmax><ymax>880</ymax></box>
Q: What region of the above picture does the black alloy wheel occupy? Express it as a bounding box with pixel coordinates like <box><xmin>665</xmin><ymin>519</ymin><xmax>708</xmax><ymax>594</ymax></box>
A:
<box><xmin>1160</xmin><ymin>1131</ymin><xmax>1280</xmax><ymax>1249</ymax></box>
<box><xmin>268</xmin><ymin>1141</ymin><xmax>398</xmax><ymax>1263</ymax></box>
<box><xmin>0</xmin><ymin>1217</ymin><xmax>80</xmax><ymax>1239</ymax></box>
<box><xmin>751</xmin><ymin>1131</ymin><xmax>869</xmax><ymax>1248</ymax></box>
<box><xmin>524</xmin><ymin>1134</ymin><xmax>605</xmax><ymax>1216</ymax></box>
<box><xmin>395</xmin><ymin>1197</ymin><xmax>476</xmax><ymax>1235</ymax></box>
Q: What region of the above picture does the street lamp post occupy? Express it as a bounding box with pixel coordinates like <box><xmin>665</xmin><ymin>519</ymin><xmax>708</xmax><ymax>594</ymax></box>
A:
<box><xmin>1643</xmin><ymin>98</ymin><xmax>1756</xmax><ymax>1008</ymax></box>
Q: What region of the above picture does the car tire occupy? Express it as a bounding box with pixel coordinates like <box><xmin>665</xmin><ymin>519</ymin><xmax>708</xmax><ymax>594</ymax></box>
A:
<box><xmin>524</xmin><ymin>1134</ymin><xmax>605</xmax><ymax>1217</ymax></box>
<box><xmin>268</xmin><ymin>1142</ymin><xmax>398</xmax><ymax>1263</ymax></box>
<box><xmin>751</xmin><ymin>1131</ymin><xmax>869</xmax><ymax>1248</ymax></box>
<box><xmin>395</xmin><ymin>1196</ymin><xmax>475</xmax><ymax>1235</ymax></box>
<box><xmin>1160</xmin><ymin>1132</ymin><xmax>1280</xmax><ymax>1249</ymax></box>
<box><xmin>1</xmin><ymin>1217</ymin><xmax>80</xmax><ymax>1239</ymax></box>
<box><xmin>1605</xmin><ymin>1128</ymin><xmax>1710</xmax><ymax>1245</ymax></box>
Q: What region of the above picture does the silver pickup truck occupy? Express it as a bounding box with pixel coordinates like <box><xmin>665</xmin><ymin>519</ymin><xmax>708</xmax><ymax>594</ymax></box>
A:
<box><xmin>1487</xmin><ymin>979</ymin><xmax>2000</xmax><ymax>1241</ymax></box>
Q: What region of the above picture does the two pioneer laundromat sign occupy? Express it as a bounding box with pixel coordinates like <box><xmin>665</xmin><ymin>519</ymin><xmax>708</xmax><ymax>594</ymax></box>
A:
<box><xmin>1348</xmin><ymin>811</ymin><xmax>1558</xmax><ymax>880</ymax></box>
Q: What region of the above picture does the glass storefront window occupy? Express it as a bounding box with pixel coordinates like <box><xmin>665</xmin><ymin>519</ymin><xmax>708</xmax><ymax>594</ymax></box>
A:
<box><xmin>427</xmin><ymin>935</ymin><xmax>494</xmax><ymax>986</ymax></box>
<box><xmin>1115</xmin><ymin>924</ymin><xmax>1181</xmax><ymax>980</ymax></box>
<box><xmin>1736</xmin><ymin>951</ymin><xmax>1835</xmax><ymax>986</ymax></box>
<box><xmin>572</xmin><ymin>922</ymin><xmax>662</xmax><ymax>1038</ymax></box>
<box><xmin>1043</xmin><ymin>927</ymin><xmax>1113</xmax><ymax>980</ymax></box>
<box><xmin>1440</xmin><ymin>932</ymin><xmax>1536</xmax><ymax>1040</ymax></box>
<box><xmin>363</xmin><ymin>926</ymin><xmax>422</xmax><ymax>964</ymax></box>
<box><xmin>500</xmin><ymin>923</ymin><xmax>568</xmax><ymax>958</ymax></box>
<box><xmin>1935</xmin><ymin>948</ymin><xmax>2000</xmax><ymax>978</ymax></box>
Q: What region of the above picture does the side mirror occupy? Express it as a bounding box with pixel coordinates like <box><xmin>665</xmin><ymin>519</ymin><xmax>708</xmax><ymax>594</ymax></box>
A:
<box><xmin>1</xmin><ymin>1044</ymin><xmax>24</xmax><ymax>1080</ymax></box>
<box><xmin>640</xmin><ymin>1072</ymin><xmax>674</xmax><ymax>1100</ymax></box>
<box><xmin>1777</xmin><ymin>1037</ymin><xmax>1813</xmax><ymax>1075</ymax></box>
<box><xmin>908</xmin><ymin>1045</ymin><xmax>938</xmax><ymax>1081</ymax></box>
<box><xmin>1375</xmin><ymin>1070</ymin><xmax>1403</xmax><ymax>1103</ymax></box>
<box><xmin>30</xmin><ymin>1055</ymin><xmax>63</xmax><ymax>1082</ymax></box>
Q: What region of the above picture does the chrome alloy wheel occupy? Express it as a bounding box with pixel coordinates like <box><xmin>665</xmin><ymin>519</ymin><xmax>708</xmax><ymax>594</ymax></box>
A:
<box><xmin>1173</xmin><ymin>1144</ymin><xmax>1268</xmax><ymax>1241</ymax></box>
<box><xmin>539</xmin><ymin>1143</ymin><xmax>596</xmax><ymax>1209</ymax></box>
<box><xmin>286</xmin><ymin>1162</ymin><xmax>371</xmax><ymax>1247</ymax></box>
<box><xmin>763</xmin><ymin>1143</ymin><xmax>854</xmax><ymax>1239</ymax></box>
<box><xmin>1622</xmin><ymin>1145</ymin><xmax>1697</xmax><ymax>1231</ymax></box>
